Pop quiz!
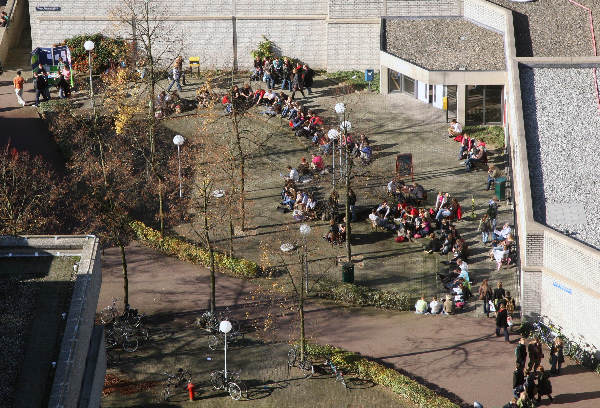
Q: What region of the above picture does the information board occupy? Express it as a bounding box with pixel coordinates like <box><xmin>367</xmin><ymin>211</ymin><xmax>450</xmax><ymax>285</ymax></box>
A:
<box><xmin>395</xmin><ymin>153</ymin><xmax>413</xmax><ymax>181</ymax></box>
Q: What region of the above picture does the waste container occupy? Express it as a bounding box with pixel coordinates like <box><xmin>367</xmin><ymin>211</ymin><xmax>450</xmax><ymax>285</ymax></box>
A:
<box><xmin>342</xmin><ymin>263</ymin><xmax>354</xmax><ymax>283</ymax></box>
<box><xmin>495</xmin><ymin>177</ymin><xmax>506</xmax><ymax>201</ymax></box>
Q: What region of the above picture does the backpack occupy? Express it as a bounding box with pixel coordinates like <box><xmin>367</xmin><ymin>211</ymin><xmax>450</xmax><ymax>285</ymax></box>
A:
<box><xmin>487</xmin><ymin>203</ymin><xmax>498</xmax><ymax>219</ymax></box>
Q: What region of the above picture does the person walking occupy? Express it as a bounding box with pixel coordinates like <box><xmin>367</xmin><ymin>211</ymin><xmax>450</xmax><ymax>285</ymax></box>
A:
<box><xmin>495</xmin><ymin>303</ymin><xmax>510</xmax><ymax>341</ymax></box>
<box><xmin>302</xmin><ymin>64</ymin><xmax>314</xmax><ymax>94</ymax></box>
<box><xmin>527</xmin><ymin>339</ymin><xmax>543</xmax><ymax>371</ymax></box>
<box><xmin>536</xmin><ymin>366</ymin><xmax>553</xmax><ymax>403</ymax></box>
<box><xmin>550</xmin><ymin>337</ymin><xmax>564</xmax><ymax>375</ymax></box>
<box><xmin>478</xmin><ymin>278</ymin><xmax>493</xmax><ymax>317</ymax></box>
<box><xmin>167</xmin><ymin>66</ymin><xmax>183</xmax><ymax>92</ymax></box>
<box><xmin>13</xmin><ymin>70</ymin><xmax>26</xmax><ymax>107</ymax></box>
<box><xmin>478</xmin><ymin>214</ymin><xmax>492</xmax><ymax>244</ymax></box>
<box><xmin>291</xmin><ymin>68</ymin><xmax>305</xmax><ymax>99</ymax></box>
<box><xmin>493</xmin><ymin>281</ymin><xmax>506</xmax><ymax>310</ymax></box>
<box><xmin>515</xmin><ymin>337</ymin><xmax>528</xmax><ymax>370</ymax></box>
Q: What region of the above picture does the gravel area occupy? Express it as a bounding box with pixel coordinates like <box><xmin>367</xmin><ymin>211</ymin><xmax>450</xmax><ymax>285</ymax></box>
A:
<box><xmin>488</xmin><ymin>0</ymin><xmax>600</xmax><ymax>57</ymax></box>
<box><xmin>520</xmin><ymin>66</ymin><xmax>600</xmax><ymax>249</ymax></box>
<box><xmin>385</xmin><ymin>18</ymin><xmax>505</xmax><ymax>71</ymax></box>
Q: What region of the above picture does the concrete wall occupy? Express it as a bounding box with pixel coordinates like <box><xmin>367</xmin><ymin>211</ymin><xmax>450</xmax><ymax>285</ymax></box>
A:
<box><xmin>0</xmin><ymin>0</ymin><xmax>27</xmax><ymax>63</ymax></box>
<box><xmin>26</xmin><ymin>0</ymin><xmax>463</xmax><ymax>71</ymax></box>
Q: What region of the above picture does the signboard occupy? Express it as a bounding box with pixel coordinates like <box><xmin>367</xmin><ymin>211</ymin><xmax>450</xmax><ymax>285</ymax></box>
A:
<box><xmin>553</xmin><ymin>281</ymin><xmax>572</xmax><ymax>295</ymax></box>
<box><xmin>395</xmin><ymin>153</ymin><xmax>413</xmax><ymax>181</ymax></box>
<box><xmin>36</xmin><ymin>6</ymin><xmax>61</xmax><ymax>11</ymax></box>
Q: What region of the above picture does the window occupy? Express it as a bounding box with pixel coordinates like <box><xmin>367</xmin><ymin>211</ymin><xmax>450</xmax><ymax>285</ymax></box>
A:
<box><xmin>387</xmin><ymin>69</ymin><xmax>415</xmax><ymax>96</ymax></box>
<box><xmin>466</xmin><ymin>85</ymin><xmax>503</xmax><ymax>124</ymax></box>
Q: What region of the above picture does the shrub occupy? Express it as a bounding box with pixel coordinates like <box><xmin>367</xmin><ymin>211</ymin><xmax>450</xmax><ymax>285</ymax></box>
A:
<box><xmin>463</xmin><ymin>125</ymin><xmax>505</xmax><ymax>148</ymax></box>
<box><xmin>313</xmin><ymin>279</ymin><xmax>413</xmax><ymax>311</ymax></box>
<box><xmin>61</xmin><ymin>34</ymin><xmax>130</xmax><ymax>74</ymax></box>
<box><xmin>250</xmin><ymin>36</ymin><xmax>275</xmax><ymax>60</ymax></box>
<box><xmin>304</xmin><ymin>343</ymin><xmax>459</xmax><ymax>408</ymax></box>
<box><xmin>130</xmin><ymin>221</ymin><xmax>260</xmax><ymax>279</ymax></box>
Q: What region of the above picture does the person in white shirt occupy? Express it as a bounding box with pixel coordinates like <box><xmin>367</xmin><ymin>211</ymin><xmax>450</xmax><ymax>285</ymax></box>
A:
<box><xmin>415</xmin><ymin>295</ymin><xmax>428</xmax><ymax>314</ymax></box>
<box><xmin>376</xmin><ymin>201</ymin><xmax>391</xmax><ymax>218</ymax></box>
<box><xmin>286</xmin><ymin>166</ymin><xmax>299</xmax><ymax>183</ymax></box>
<box><xmin>493</xmin><ymin>223</ymin><xmax>512</xmax><ymax>241</ymax></box>
<box><xmin>430</xmin><ymin>296</ymin><xmax>442</xmax><ymax>314</ymax></box>
<box><xmin>448</xmin><ymin>119</ymin><xmax>463</xmax><ymax>138</ymax></box>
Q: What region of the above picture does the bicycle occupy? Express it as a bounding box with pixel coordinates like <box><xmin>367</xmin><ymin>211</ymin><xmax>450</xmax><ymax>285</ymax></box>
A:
<box><xmin>196</xmin><ymin>308</ymin><xmax>240</xmax><ymax>334</ymax></box>
<box><xmin>324</xmin><ymin>358</ymin><xmax>347</xmax><ymax>389</ymax></box>
<box><xmin>210</xmin><ymin>369</ymin><xmax>247</xmax><ymax>400</ymax></box>
<box><xmin>161</xmin><ymin>368</ymin><xmax>191</xmax><ymax>401</ymax></box>
<box><xmin>105</xmin><ymin>325</ymin><xmax>139</xmax><ymax>352</ymax></box>
<box><xmin>208</xmin><ymin>329</ymin><xmax>244</xmax><ymax>350</ymax></box>
<box><xmin>287</xmin><ymin>346</ymin><xmax>315</xmax><ymax>378</ymax></box>
<box><xmin>100</xmin><ymin>297</ymin><xmax>121</xmax><ymax>324</ymax></box>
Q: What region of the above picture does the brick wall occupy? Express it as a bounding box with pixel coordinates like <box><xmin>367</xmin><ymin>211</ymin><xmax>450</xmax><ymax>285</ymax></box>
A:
<box><xmin>386</xmin><ymin>0</ymin><xmax>461</xmax><ymax>16</ymax></box>
<box><xmin>463</xmin><ymin>0</ymin><xmax>506</xmax><ymax>33</ymax></box>
<box><xmin>525</xmin><ymin>233</ymin><xmax>543</xmax><ymax>267</ymax></box>
<box><xmin>327</xmin><ymin>23</ymin><xmax>381</xmax><ymax>71</ymax></box>
<box><xmin>329</xmin><ymin>0</ymin><xmax>383</xmax><ymax>18</ymax></box>
<box><xmin>520</xmin><ymin>269</ymin><xmax>541</xmax><ymax>318</ymax></box>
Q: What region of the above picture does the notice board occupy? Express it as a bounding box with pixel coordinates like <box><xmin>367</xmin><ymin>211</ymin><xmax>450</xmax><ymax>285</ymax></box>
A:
<box><xmin>395</xmin><ymin>153</ymin><xmax>413</xmax><ymax>181</ymax></box>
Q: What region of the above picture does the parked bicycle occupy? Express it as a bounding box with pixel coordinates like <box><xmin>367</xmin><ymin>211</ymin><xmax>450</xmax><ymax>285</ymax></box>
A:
<box><xmin>210</xmin><ymin>369</ymin><xmax>247</xmax><ymax>400</ymax></box>
<box><xmin>324</xmin><ymin>357</ymin><xmax>347</xmax><ymax>389</ymax></box>
<box><xmin>161</xmin><ymin>368</ymin><xmax>191</xmax><ymax>401</ymax></box>
<box><xmin>105</xmin><ymin>325</ymin><xmax>139</xmax><ymax>352</ymax></box>
<box><xmin>100</xmin><ymin>298</ymin><xmax>143</xmax><ymax>326</ymax></box>
<box><xmin>196</xmin><ymin>307</ymin><xmax>240</xmax><ymax>334</ymax></box>
<box><xmin>287</xmin><ymin>346</ymin><xmax>315</xmax><ymax>378</ymax></box>
<box><xmin>208</xmin><ymin>329</ymin><xmax>244</xmax><ymax>350</ymax></box>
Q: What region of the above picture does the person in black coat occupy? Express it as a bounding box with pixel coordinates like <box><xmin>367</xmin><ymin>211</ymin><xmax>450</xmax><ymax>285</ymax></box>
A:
<box><xmin>495</xmin><ymin>303</ymin><xmax>509</xmax><ymax>341</ymax></box>
<box><xmin>524</xmin><ymin>369</ymin><xmax>537</xmax><ymax>399</ymax></box>
<box><xmin>302</xmin><ymin>64</ymin><xmax>314</xmax><ymax>94</ymax></box>
<box><xmin>536</xmin><ymin>366</ymin><xmax>553</xmax><ymax>403</ymax></box>
<box><xmin>515</xmin><ymin>337</ymin><xmax>527</xmax><ymax>370</ymax></box>
<box><xmin>512</xmin><ymin>363</ymin><xmax>525</xmax><ymax>389</ymax></box>
<box><xmin>291</xmin><ymin>68</ymin><xmax>305</xmax><ymax>99</ymax></box>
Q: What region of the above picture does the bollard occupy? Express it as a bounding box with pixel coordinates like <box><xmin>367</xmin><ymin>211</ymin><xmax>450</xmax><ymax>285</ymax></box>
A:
<box><xmin>186</xmin><ymin>381</ymin><xmax>195</xmax><ymax>401</ymax></box>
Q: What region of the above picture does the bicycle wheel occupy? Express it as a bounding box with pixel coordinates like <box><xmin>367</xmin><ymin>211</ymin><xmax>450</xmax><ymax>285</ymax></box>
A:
<box><xmin>210</xmin><ymin>371</ymin><xmax>225</xmax><ymax>390</ymax></box>
<box><xmin>100</xmin><ymin>307</ymin><xmax>117</xmax><ymax>325</ymax></box>
<box><xmin>208</xmin><ymin>335</ymin><xmax>220</xmax><ymax>350</ymax></box>
<box><xmin>228</xmin><ymin>382</ymin><xmax>242</xmax><ymax>400</ymax></box>
<box><xmin>287</xmin><ymin>348</ymin><xmax>297</xmax><ymax>367</ymax></box>
<box><xmin>123</xmin><ymin>335</ymin><xmax>139</xmax><ymax>352</ymax></box>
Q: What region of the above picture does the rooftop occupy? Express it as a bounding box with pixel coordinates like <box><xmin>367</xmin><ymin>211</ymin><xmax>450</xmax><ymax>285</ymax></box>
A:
<box><xmin>520</xmin><ymin>65</ymin><xmax>600</xmax><ymax>250</ymax></box>
<box><xmin>0</xmin><ymin>255</ymin><xmax>78</xmax><ymax>408</ymax></box>
<box><xmin>384</xmin><ymin>17</ymin><xmax>505</xmax><ymax>71</ymax></box>
<box><xmin>488</xmin><ymin>0</ymin><xmax>600</xmax><ymax>57</ymax></box>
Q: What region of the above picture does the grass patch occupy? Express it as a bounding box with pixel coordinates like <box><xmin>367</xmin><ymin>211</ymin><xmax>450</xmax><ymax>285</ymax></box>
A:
<box><xmin>324</xmin><ymin>70</ymin><xmax>380</xmax><ymax>93</ymax></box>
<box><xmin>463</xmin><ymin>125</ymin><xmax>505</xmax><ymax>148</ymax></box>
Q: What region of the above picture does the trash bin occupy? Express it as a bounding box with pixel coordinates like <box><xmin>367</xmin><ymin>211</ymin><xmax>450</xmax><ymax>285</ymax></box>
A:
<box><xmin>495</xmin><ymin>177</ymin><xmax>506</xmax><ymax>201</ymax></box>
<box><xmin>364</xmin><ymin>69</ymin><xmax>374</xmax><ymax>82</ymax></box>
<box><xmin>342</xmin><ymin>263</ymin><xmax>354</xmax><ymax>283</ymax></box>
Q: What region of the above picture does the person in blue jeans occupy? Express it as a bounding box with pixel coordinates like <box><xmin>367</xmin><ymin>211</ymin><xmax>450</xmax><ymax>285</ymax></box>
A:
<box><xmin>263</xmin><ymin>65</ymin><xmax>275</xmax><ymax>90</ymax></box>
<box><xmin>487</xmin><ymin>165</ymin><xmax>503</xmax><ymax>190</ymax></box>
<box><xmin>167</xmin><ymin>67</ymin><xmax>182</xmax><ymax>92</ymax></box>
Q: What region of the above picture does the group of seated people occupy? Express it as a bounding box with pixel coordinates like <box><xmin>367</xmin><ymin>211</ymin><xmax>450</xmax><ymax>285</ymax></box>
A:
<box><xmin>489</xmin><ymin>223</ymin><xmax>515</xmax><ymax>270</ymax></box>
<box><xmin>448</xmin><ymin>119</ymin><xmax>489</xmax><ymax>172</ymax></box>
<box><xmin>415</xmin><ymin>294</ymin><xmax>455</xmax><ymax>314</ymax></box>
<box><xmin>279</xmin><ymin>177</ymin><xmax>318</xmax><ymax>218</ymax></box>
<box><xmin>156</xmin><ymin>90</ymin><xmax>186</xmax><ymax>117</ymax></box>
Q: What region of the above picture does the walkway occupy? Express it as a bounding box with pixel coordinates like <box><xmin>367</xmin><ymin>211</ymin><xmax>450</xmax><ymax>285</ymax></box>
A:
<box><xmin>100</xmin><ymin>243</ymin><xmax>600</xmax><ymax>408</ymax></box>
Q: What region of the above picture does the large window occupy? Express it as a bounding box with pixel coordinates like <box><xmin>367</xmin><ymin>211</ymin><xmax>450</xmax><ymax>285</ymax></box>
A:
<box><xmin>466</xmin><ymin>85</ymin><xmax>503</xmax><ymax>124</ymax></box>
<box><xmin>388</xmin><ymin>69</ymin><xmax>415</xmax><ymax>96</ymax></box>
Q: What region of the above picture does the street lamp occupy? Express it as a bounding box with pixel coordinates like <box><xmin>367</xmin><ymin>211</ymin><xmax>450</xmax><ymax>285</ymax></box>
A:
<box><xmin>299</xmin><ymin>223</ymin><xmax>311</xmax><ymax>293</ymax></box>
<box><xmin>219</xmin><ymin>320</ymin><xmax>233</xmax><ymax>382</ymax></box>
<box><xmin>327</xmin><ymin>128</ymin><xmax>339</xmax><ymax>189</ymax></box>
<box><xmin>83</xmin><ymin>40</ymin><xmax>96</xmax><ymax>118</ymax></box>
<box><xmin>339</xmin><ymin>120</ymin><xmax>351</xmax><ymax>179</ymax></box>
<box><xmin>173</xmin><ymin>134</ymin><xmax>185</xmax><ymax>198</ymax></box>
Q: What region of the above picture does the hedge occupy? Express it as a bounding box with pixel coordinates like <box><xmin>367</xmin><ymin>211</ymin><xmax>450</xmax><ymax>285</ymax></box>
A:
<box><xmin>313</xmin><ymin>279</ymin><xmax>414</xmax><ymax>311</ymax></box>
<box><xmin>304</xmin><ymin>343</ymin><xmax>459</xmax><ymax>408</ymax></box>
<box><xmin>130</xmin><ymin>221</ymin><xmax>260</xmax><ymax>279</ymax></box>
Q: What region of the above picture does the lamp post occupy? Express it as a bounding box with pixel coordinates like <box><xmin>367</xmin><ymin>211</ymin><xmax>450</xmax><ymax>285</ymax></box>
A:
<box><xmin>173</xmin><ymin>134</ymin><xmax>185</xmax><ymax>198</ymax></box>
<box><xmin>340</xmin><ymin>120</ymin><xmax>352</xmax><ymax>178</ymax></box>
<box><xmin>335</xmin><ymin>103</ymin><xmax>346</xmax><ymax>179</ymax></box>
<box><xmin>299</xmin><ymin>223</ymin><xmax>311</xmax><ymax>293</ymax></box>
<box><xmin>219</xmin><ymin>320</ymin><xmax>233</xmax><ymax>382</ymax></box>
<box><xmin>335</xmin><ymin>103</ymin><xmax>353</xmax><ymax>266</ymax></box>
<box><xmin>83</xmin><ymin>40</ymin><xmax>96</xmax><ymax>118</ymax></box>
<box><xmin>327</xmin><ymin>129</ymin><xmax>339</xmax><ymax>189</ymax></box>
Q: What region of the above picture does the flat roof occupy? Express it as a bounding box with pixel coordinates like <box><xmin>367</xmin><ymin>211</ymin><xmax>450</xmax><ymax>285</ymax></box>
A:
<box><xmin>385</xmin><ymin>17</ymin><xmax>505</xmax><ymax>71</ymax></box>
<box><xmin>0</xmin><ymin>255</ymin><xmax>79</xmax><ymax>408</ymax></box>
<box><xmin>488</xmin><ymin>0</ymin><xmax>600</xmax><ymax>57</ymax></box>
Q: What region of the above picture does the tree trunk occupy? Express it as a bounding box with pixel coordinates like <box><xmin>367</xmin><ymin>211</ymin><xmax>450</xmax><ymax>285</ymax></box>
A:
<box><xmin>345</xmin><ymin>141</ymin><xmax>352</xmax><ymax>263</ymax></box>
<box><xmin>120</xmin><ymin>243</ymin><xmax>129</xmax><ymax>307</ymax></box>
<box><xmin>299</xmin><ymin>263</ymin><xmax>306</xmax><ymax>363</ymax></box>
<box><xmin>204</xmin><ymin>189</ymin><xmax>216</xmax><ymax>314</ymax></box>
<box><xmin>158</xmin><ymin>183</ymin><xmax>164</xmax><ymax>236</ymax></box>
<box><xmin>231</xmin><ymin>112</ymin><xmax>246</xmax><ymax>231</ymax></box>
